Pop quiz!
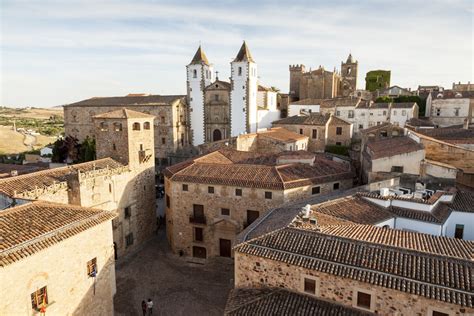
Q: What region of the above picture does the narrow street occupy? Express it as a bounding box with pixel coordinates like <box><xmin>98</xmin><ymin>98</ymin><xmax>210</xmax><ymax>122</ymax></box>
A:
<box><xmin>114</xmin><ymin>230</ymin><xmax>234</xmax><ymax>316</ymax></box>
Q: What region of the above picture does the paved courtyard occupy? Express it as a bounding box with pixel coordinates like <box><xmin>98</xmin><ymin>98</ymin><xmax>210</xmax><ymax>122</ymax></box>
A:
<box><xmin>114</xmin><ymin>229</ymin><xmax>234</xmax><ymax>316</ymax></box>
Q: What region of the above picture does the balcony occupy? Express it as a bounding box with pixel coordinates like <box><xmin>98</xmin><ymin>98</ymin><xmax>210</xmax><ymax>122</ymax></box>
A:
<box><xmin>189</xmin><ymin>216</ymin><xmax>207</xmax><ymax>225</ymax></box>
<box><xmin>139</xmin><ymin>149</ymin><xmax>153</xmax><ymax>163</ymax></box>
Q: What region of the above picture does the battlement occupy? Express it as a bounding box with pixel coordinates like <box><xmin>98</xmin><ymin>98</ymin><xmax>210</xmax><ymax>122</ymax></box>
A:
<box><xmin>289</xmin><ymin>64</ymin><xmax>306</xmax><ymax>72</ymax></box>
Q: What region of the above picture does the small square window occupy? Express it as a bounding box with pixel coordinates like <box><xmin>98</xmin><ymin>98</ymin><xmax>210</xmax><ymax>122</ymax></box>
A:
<box><xmin>265</xmin><ymin>191</ymin><xmax>272</xmax><ymax>199</ymax></box>
<box><xmin>235</xmin><ymin>188</ymin><xmax>242</xmax><ymax>196</ymax></box>
<box><xmin>304</xmin><ymin>278</ymin><xmax>316</xmax><ymax>295</ymax></box>
<box><xmin>333</xmin><ymin>182</ymin><xmax>340</xmax><ymax>190</ymax></box>
<box><xmin>208</xmin><ymin>186</ymin><xmax>214</xmax><ymax>194</ymax></box>
<box><xmin>124</xmin><ymin>206</ymin><xmax>131</xmax><ymax>219</ymax></box>
<box><xmin>126</xmin><ymin>233</ymin><xmax>134</xmax><ymax>247</ymax></box>
<box><xmin>182</xmin><ymin>184</ymin><xmax>188</xmax><ymax>191</ymax></box>
<box><xmin>312</xmin><ymin>186</ymin><xmax>320</xmax><ymax>195</ymax></box>
<box><xmin>221</xmin><ymin>208</ymin><xmax>230</xmax><ymax>216</ymax></box>
<box><xmin>356</xmin><ymin>291</ymin><xmax>371</xmax><ymax>310</ymax></box>
<box><xmin>336</xmin><ymin>127</ymin><xmax>342</xmax><ymax>135</ymax></box>
<box><xmin>87</xmin><ymin>258</ymin><xmax>97</xmax><ymax>277</ymax></box>
<box><xmin>31</xmin><ymin>286</ymin><xmax>48</xmax><ymax>311</ymax></box>
<box><xmin>299</xmin><ymin>129</ymin><xmax>303</xmax><ymax>135</ymax></box>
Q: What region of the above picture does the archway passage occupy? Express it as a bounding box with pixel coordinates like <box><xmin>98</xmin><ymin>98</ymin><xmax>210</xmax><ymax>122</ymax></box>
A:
<box><xmin>213</xmin><ymin>129</ymin><xmax>222</xmax><ymax>141</ymax></box>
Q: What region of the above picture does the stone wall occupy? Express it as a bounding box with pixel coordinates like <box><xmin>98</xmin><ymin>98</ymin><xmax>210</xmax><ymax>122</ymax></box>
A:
<box><xmin>204</xmin><ymin>84</ymin><xmax>231</xmax><ymax>142</ymax></box>
<box><xmin>234</xmin><ymin>252</ymin><xmax>473</xmax><ymax>316</ymax></box>
<box><xmin>326</xmin><ymin>118</ymin><xmax>352</xmax><ymax>147</ymax></box>
<box><xmin>0</xmin><ymin>221</ymin><xmax>115</xmax><ymax>316</ymax></box>
<box><xmin>272</xmin><ymin>123</ymin><xmax>326</xmax><ymax>152</ymax></box>
<box><xmin>165</xmin><ymin>177</ymin><xmax>352</xmax><ymax>259</ymax></box>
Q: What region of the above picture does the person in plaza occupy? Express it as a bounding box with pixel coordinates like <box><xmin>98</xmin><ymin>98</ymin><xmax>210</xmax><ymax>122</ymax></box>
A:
<box><xmin>147</xmin><ymin>298</ymin><xmax>154</xmax><ymax>315</ymax></box>
<box><xmin>141</xmin><ymin>300</ymin><xmax>147</xmax><ymax>316</ymax></box>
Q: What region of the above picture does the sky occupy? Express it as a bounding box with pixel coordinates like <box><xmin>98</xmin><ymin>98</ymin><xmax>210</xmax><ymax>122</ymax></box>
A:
<box><xmin>0</xmin><ymin>0</ymin><xmax>472</xmax><ymax>108</ymax></box>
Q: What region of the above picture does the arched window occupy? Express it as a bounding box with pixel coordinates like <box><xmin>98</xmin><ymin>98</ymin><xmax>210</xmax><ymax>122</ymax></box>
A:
<box><xmin>144</xmin><ymin>122</ymin><xmax>151</xmax><ymax>130</ymax></box>
<box><xmin>100</xmin><ymin>122</ymin><xmax>108</xmax><ymax>131</ymax></box>
<box><xmin>114</xmin><ymin>122</ymin><xmax>122</xmax><ymax>131</ymax></box>
<box><xmin>132</xmin><ymin>122</ymin><xmax>141</xmax><ymax>131</ymax></box>
<box><xmin>193</xmin><ymin>69</ymin><xmax>197</xmax><ymax>78</ymax></box>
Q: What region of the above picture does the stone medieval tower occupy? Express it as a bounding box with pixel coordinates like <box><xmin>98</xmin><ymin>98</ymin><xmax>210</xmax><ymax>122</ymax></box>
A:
<box><xmin>289</xmin><ymin>64</ymin><xmax>306</xmax><ymax>102</ymax></box>
<box><xmin>93</xmin><ymin>108</ymin><xmax>157</xmax><ymax>249</ymax></box>
<box><xmin>186</xmin><ymin>46</ymin><xmax>214</xmax><ymax>145</ymax></box>
<box><xmin>230</xmin><ymin>41</ymin><xmax>258</xmax><ymax>136</ymax></box>
<box><xmin>341</xmin><ymin>54</ymin><xmax>358</xmax><ymax>97</ymax></box>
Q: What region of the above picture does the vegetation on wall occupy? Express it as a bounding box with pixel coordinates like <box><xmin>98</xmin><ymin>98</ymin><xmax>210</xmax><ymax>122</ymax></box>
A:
<box><xmin>52</xmin><ymin>136</ymin><xmax>96</xmax><ymax>163</ymax></box>
<box><xmin>325</xmin><ymin>145</ymin><xmax>349</xmax><ymax>156</ymax></box>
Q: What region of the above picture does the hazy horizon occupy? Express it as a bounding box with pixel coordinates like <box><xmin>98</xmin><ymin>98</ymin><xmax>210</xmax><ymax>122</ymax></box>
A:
<box><xmin>1</xmin><ymin>0</ymin><xmax>473</xmax><ymax>108</ymax></box>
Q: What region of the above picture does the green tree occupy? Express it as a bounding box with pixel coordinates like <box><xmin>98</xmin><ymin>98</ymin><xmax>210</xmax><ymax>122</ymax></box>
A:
<box><xmin>78</xmin><ymin>136</ymin><xmax>96</xmax><ymax>162</ymax></box>
<box><xmin>375</xmin><ymin>96</ymin><xmax>393</xmax><ymax>103</ymax></box>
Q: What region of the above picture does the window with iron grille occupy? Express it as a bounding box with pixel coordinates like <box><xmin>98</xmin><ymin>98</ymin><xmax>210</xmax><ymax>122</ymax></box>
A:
<box><xmin>87</xmin><ymin>258</ymin><xmax>97</xmax><ymax>277</ymax></box>
<box><xmin>126</xmin><ymin>233</ymin><xmax>134</xmax><ymax>247</ymax></box>
<box><xmin>31</xmin><ymin>286</ymin><xmax>48</xmax><ymax>311</ymax></box>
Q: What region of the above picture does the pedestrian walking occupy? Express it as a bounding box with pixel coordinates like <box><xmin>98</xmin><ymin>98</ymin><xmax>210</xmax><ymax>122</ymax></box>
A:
<box><xmin>141</xmin><ymin>300</ymin><xmax>147</xmax><ymax>316</ymax></box>
<box><xmin>147</xmin><ymin>298</ymin><xmax>154</xmax><ymax>315</ymax></box>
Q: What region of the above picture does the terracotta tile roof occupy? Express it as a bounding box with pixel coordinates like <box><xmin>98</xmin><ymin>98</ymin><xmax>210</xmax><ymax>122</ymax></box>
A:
<box><xmin>257</xmin><ymin>127</ymin><xmax>307</xmax><ymax>143</ymax></box>
<box><xmin>93</xmin><ymin>108</ymin><xmax>155</xmax><ymax>119</ymax></box>
<box><xmin>189</xmin><ymin>45</ymin><xmax>210</xmax><ymax>65</ymax></box>
<box><xmin>322</xmin><ymin>97</ymin><xmax>361</xmax><ymax>108</ymax></box>
<box><xmin>407</xmin><ymin>118</ymin><xmax>435</xmax><ymax>127</ymax></box>
<box><xmin>390</xmin><ymin>102</ymin><xmax>417</xmax><ymax>109</ymax></box>
<box><xmin>233</xmin><ymin>41</ymin><xmax>254</xmax><ymax>63</ymax></box>
<box><xmin>359</xmin><ymin>122</ymin><xmax>393</xmax><ymax>134</ymax></box>
<box><xmin>0</xmin><ymin>163</ymin><xmax>49</xmax><ymax>179</ymax></box>
<box><xmin>235</xmin><ymin>226</ymin><xmax>474</xmax><ymax>307</ymax></box>
<box><xmin>312</xmin><ymin>196</ymin><xmax>393</xmax><ymax>225</ymax></box>
<box><xmin>0</xmin><ymin>158</ymin><xmax>125</xmax><ymax>197</ymax></box>
<box><xmin>356</xmin><ymin>191</ymin><xmax>445</xmax><ymax>205</ymax></box>
<box><xmin>0</xmin><ymin>201</ymin><xmax>115</xmax><ymax>267</ymax></box>
<box><xmin>366</xmin><ymin>137</ymin><xmax>424</xmax><ymax>159</ymax></box>
<box><xmin>328</xmin><ymin>115</ymin><xmax>352</xmax><ymax>126</ymax></box>
<box><xmin>225</xmin><ymin>288</ymin><xmax>373</xmax><ymax>316</ymax></box>
<box><xmin>164</xmin><ymin>149</ymin><xmax>353</xmax><ymax>190</ymax></box>
<box><xmin>273</xmin><ymin>113</ymin><xmax>330</xmax><ymax>126</ymax></box>
<box><xmin>451</xmin><ymin>189</ymin><xmax>474</xmax><ymax>213</ymax></box>
<box><xmin>416</xmin><ymin>128</ymin><xmax>474</xmax><ymax>144</ymax></box>
<box><xmin>65</xmin><ymin>95</ymin><xmax>185</xmax><ymax>107</ymax></box>
<box><xmin>370</xmin><ymin>102</ymin><xmax>390</xmax><ymax>109</ymax></box>
<box><xmin>430</xmin><ymin>90</ymin><xmax>474</xmax><ymax>99</ymax></box>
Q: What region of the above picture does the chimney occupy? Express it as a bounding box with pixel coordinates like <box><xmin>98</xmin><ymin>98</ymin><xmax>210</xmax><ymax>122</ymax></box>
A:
<box><xmin>463</xmin><ymin>118</ymin><xmax>469</xmax><ymax>130</ymax></box>
<box><xmin>10</xmin><ymin>170</ymin><xmax>18</xmax><ymax>177</ymax></box>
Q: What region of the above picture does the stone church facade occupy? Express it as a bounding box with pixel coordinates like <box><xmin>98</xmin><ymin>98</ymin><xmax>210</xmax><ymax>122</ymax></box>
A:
<box><xmin>289</xmin><ymin>54</ymin><xmax>358</xmax><ymax>102</ymax></box>
<box><xmin>204</xmin><ymin>80</ymin><xmax>231</xmax><ymax>142</ymax></box>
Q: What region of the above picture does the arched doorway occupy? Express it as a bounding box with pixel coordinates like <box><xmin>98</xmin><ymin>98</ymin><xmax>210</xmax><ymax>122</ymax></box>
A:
<box><xmin>213</xmin><ymin>129</ymin><xmax>222</xmax><ymax>141</ymax></box>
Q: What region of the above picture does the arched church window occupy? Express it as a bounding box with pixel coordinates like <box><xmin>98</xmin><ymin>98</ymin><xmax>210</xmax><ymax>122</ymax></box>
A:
<box><xmin>144</xmin><ymin>122</ymin><xmax>151</xmax><ymax>130</ymax></box>
<box><xmin>132</xmin><ymin>122</ymin><xmax>141</xmax><ymax>131</ymax></box>
<box><xmin>347</xmin><ymin>67</ymin><xmax>351</xmax><ymax>75</ymax></box>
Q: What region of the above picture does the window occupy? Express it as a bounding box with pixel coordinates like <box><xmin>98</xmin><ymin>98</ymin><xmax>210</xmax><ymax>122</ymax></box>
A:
<box><xmin>336</xmin><ymin>142</ymin><xmax>341</xmax><ymax>146</ymax></box>
<box><xmin>31</xmin><ymin>286</ymin><xmax>48</xmax><ymax>311</ymax></box>
<box><xmin>333</xmin><ymin>182</ymin><xmax>340</xmax><ymax>190</ymax></box>
<box><xmin>312</xmin><ymin>186</ymin><xmax>320</xmax><ymax>195</ymax></box>
<box><xmin>113</xmin><ymin>143</ymin><xmax>116</xmax><ymax>151</ymax></box>
<box><xmin>114</xmin><ymin>122</ymin><xmax>122</xmax><ymax>131</ymax></box>
<box><xmin>235</xmin><ymin>188</ymin><xmax>242</xmax><ymax>196</ymax></box>
<box><xmin>87</xmin><ymin>258</ymin><xmax>97</xmax><ymax>277</ymax></box>
<box><xmin>370</xmin><ymin>112</ymin><xmax>374</xmax><ymax>116</ymax></box>
<box><xmin>380</xmin><ymin>131</ymin><xmax>388</xmax><ymax>137</ymax></box>
<box><xmin>402</xmin><ymin>110</ymin><xmax>407</xmax><ymax>116</ymax></box>
<box><xmin>303</xmin><ymin>277</ymin><xmax>317</xmax><ymax>295</ymax></box>
<box><xmin>194</xmin><ymin>227</ymin><xmax>203</xmax><ymax>242</ymax></box>
<box><xmin>312</xmin><ymin>129</ymin><xmax>318</xmax><ymax>139</ymax></box>
<box><xmin>100</xmin><ymin>122</ymin><xmax>108</xmax><ymax>131</ymax></box>
<box><xmin>208</xmin><ymin>186</ymin><xmax>214</xmax><ymax>194</ymax></box>
<box><xmin>336</xmin><ymin>127</ymin><xmax>342</xmax><ymax>135</ymax></box>
<box><xmin>132</xmin><ymin>122</ymin><xmax>140</xmax><ymax>130</ymax></box>
<box><xmin>265</xmin><ymin>191</ymin><xmax>272</xmax><ymax>199</ymax></box>
<box><xmin>182</xmin><ymin>184</ymin><xmax>188</xmax><ymax>191</ymax></box>
<box><xmin>358</xmin><ymin>124</ymin><xmax>363</xmax><ymax>129</ymax></box>
<box><xmin>124</xmin><ymin>206</ymin><xmax>131</xmax><ymax>219</ymax></box>
<box><xmin>336</xmin><ymin>111</ymin><xmax>340</xmax><ymax>116</ymax></box>
<box><xmin>166</xmin><ymin>194</ymin><xmax>170</xmax><ymax>208</ymax></box>
<box><xmin>161</xmin><ymin>116</ymin><xmax>166</xmax><ymax>124</ymax></box>
<box><xmin>193</xmin><ymin>69</ymin><xmax>197</xmax><ymax>78</ymax></box>
<box><xmin>299</xmin><ymin>128</ymin><xmax>303</xmax><ymax>135</ymax></box>
<box><xmin>436</xmin><ymin>108</ymin><xmax>441</xmax><ymax>116</ymax></box>
<box><xmin>162</xmin><ymin>137</ymin><xmax>166</xmax><ymax>145</ymax></box>
<box><xmin>144</xmin><ymin>122</ymin><xmax>150</xmax><ymax>130</ymax></box>
<box><xmin>348</xmin><ymin>110</ymin><xmax>354</xmax><ymax>118</ymax></box>
<box><xmin>246</xmin><ymin>210</ymin><xmax>259</xmax><ymax>225</ymax></box>
<box><xmin>454</xmin><ymin>224</ymin><xmax>464</xmax><ymax>239</ymax></box>
<box><xmin>193</xmin><ymin>204</ymin><xmax>204</xmax><ymax>218</ymax></box>
<box><xmin>391</xmin><ymin>166</ymin><xmax>404</xmax><ymax>173</ymax></box>
<box><xmin>454</xmin><ymin>108</ymin><xmax>460</xmax><ymax>116</ymax></box>
<box><xmin>383</xmin><ymin>110</ymin><xmax>387</xmax><ymax>116</ymax></box>
<box><xmin>238</xmin><ymin>67</ymin><xmax>242</xmax><ymax>76</ymax></box>
<box><xmin>221</xmin><ymin>208</ymin><xmax>230</xmax><ymax>216</ymax></box>
<box><xmin>393</xmin><ymin>110</ymin><xmax>397</xmax><ymax>115</ymax></box>
<box><xmin>432</xmin><ymin>311</ymin><xmax>450</xmax><ymax>316</ymax></box>
<box><xmin>356</xmin><ymin>291</ymin><xmax>372</xmax><ymax>310</ymax></box>
<box><xmin>126</xmin><ymin>233</ymin><xmax>134</xmax><ymax>247</ymax></box>
<box><xmin>214</xmin><ymin>94</ymin><xmax>219</xmax><ymax>101</ymax></box>
<box><xmin>109</xmin><ymin>183</ymin><xmax>112</xmax><ymax>193</ymax></box>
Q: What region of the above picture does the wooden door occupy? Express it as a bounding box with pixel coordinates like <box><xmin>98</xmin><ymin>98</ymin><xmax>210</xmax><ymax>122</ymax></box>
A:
<box><xmin>219</xmin><ymin>239</ymin><xmax>232</xmax><ymax>257</ymax></box>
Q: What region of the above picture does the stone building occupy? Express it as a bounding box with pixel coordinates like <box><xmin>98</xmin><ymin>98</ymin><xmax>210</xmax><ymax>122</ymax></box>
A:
<box><xmin>186</xmin><ymin>43</ymin><xmax>280</xmax><ymax>145</ymax></box>
<box><xmin>362</xmin><ymin>136</ymin><xmax>425</xmax><ymax>183</ymax></box>
<box><xmin>272</xmin><ymin>113</ymin><xmax>352</xmax><ymax>152</ymax></box>
<box><xmin>0</xmin><ymin>108</ymin><xmax>157</xmax><ymax>258</ymax></box>
<box><xmin>0</xmin><ymin>201</ymin><xmax>116</xmax><ymax>315</ymax></box>
<box><xmin>233</xmin><ymin>212</ymin><xmax>474</xmax><ymax>315</ymax></box>
<box><xmin>289</xmin><ymin>54</ymin><xmax>357</xmax><ymax>102</ymax></box>
<box><xmin>425</xmin><ymin>90</ymin><xmax>474</xmax><ymax>127</ymax></box>
<box><xmin>452</xmin><ymin>81</ymin><xmax>473</xmax><ymax>92</ymax></box>
<box><xmin>64</xmin><ymin>94</ymin><xmax>188</xmax><ymax>167</ymax></box>
<box><xmin>236</xmin><ymin>127</ymin><xmax>309</xmax><ymax>153</ymax></box>
<box><xmin>365</xmin><ymin>70</ymin><xmax>391</xmax><ymax>92</ymax></box>
<box><xmin>163</xmin><ymin>149</ymin><xmax>353</xmax><ymax>259</ymax></box>
<box><xmin>375</xmin><ymin>85</ymin><xmax>414</xmax><ymax>98</ymax></box>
